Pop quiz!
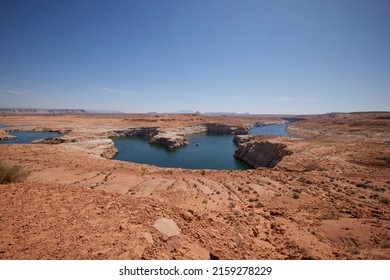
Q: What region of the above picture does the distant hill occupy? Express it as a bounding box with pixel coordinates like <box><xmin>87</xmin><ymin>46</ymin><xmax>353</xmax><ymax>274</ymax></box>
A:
<box><xmin>174</xmin><ymin>110</ymin><xmax>197</xmax><ymax>114</ymax></box>
<box><xmin>87</xmin><ymin>110</ymin><xmax>124</xmax><ymax>114</ymax></box>
<box><xmin>0</xmin><ymin>107</ymin><xmax>86</xmax><ymax>114</ymax></box>
<box><xmin>203</xmin><ymin>112</ymin><xmax>238</xmax><ymax>115</ymax></box>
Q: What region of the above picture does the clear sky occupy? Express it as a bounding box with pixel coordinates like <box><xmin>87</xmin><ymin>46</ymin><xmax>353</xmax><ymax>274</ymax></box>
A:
<box><xmin>0</xmin><ymin>0</ymin><xmax>389</xmax><ymax>114</ymax></box>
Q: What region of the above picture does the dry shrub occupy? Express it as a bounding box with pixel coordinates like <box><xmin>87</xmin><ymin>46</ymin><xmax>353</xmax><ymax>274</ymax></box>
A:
<box><xmin>0</xmin><ymin>160</ymin><xmax>31</xmax><ymax>184</ymax></box>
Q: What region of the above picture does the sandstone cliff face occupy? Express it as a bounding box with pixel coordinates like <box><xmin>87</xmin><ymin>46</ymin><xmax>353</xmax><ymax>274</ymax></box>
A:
<box><xmin>111</xmin><ymin>127</ymin><xmax>158</xmax><ymax>137</ymax></box>
<box><xmin>206</xmin><ymin>123</ymin><xmax>248</xmax><ymax>135</ymax></box>
<box><xmin>234</xmin><ymin>141</ymin><xmax>292</xmax><ymax>168</ymax></box>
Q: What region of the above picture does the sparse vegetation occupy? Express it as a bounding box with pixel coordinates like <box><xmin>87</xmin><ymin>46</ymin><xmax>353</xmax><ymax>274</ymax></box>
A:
<box><xmin>356</xmin><ymin>183</ymin><xmax>368</xmax><ymax>188</ymax></box>
<box><xmin>376</xmin><ymin>156</ymin><xmax>390</xmax><ymax>166</ymax></box>
<box><xmin>90</xmin><ymin>182</ymin><xmax>99</xmax><ymax>189</ymax></box>
<box><xmin>255</xmin><ymin>202</ymin><xmax>263</xmax><ymax>208</ymax></box>
<box><xmin>234</xmin><ymin>224</ymin><xmax>244</xmax><ymax>234</ymax></box>
<box><xmin>369</xmin><ymin>193</ymin><xmax>379</xmax><ymax>199</ymax></box>
<box><xmin>0</xmin><ymin>160</ymin><xmax>31</xmax><ymax>184</ymax></box>
<box><xmin>379</xmin><ymin>198</ymin><xmax>389</xmax><ymax>205</ymax></box>
<box><xmin>293</xmin><ymin>190</ymin><xmax>301</xmax><ymax>199</ymax></box>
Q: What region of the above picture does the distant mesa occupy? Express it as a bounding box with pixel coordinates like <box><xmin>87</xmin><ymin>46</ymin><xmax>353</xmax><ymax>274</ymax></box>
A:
<box><xmin>0</xmin><ymin>108</ymin><xmax>126</xmax><ymax>114</ymax></box>
<box><xmin>174</xmin><ymin>110</ymin><xmax>199</xmax><ymax>114</ymax></box>
<box><xmin>204</xmin><ymin>112</ymin><xmax>239</xmax><ymax>115</ymax></box>
<box><xmin>86</xmin><ymin>110</ymin><xmax>124</xmax><ymax>114</ymax></box>
<box><xmin>0</xmin><ymin>107</ymin><xmax>86</xmax><ymax>114</ymax></box>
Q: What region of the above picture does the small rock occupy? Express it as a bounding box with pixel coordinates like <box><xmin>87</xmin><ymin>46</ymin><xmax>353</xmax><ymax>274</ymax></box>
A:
<box><xmin>185</xmin><ymin>243</ymin><xmax>210</xmax><ymax>259</ymax></box>
<box><xmin>166</xmin><ymin>235</ymin><xmax>181</xmax><ymax>251</ymax></box>
<box><xmin>252</xmin><ymin>227</ymin><xmax>259</xmax><ymax>237</ymax></box>
<box><xmin>181</xmin><ymin>211</ymin><xmax>193</xmax><ymax>222</ymax></box>
<box><xmin>153</xmin><ymin>218</ymin><xmax>181</xmax><ymax>241</ymax></box>
<box><xmin>143</xmin><ymin>232</ymin><xmax>154</xmax><ymax>244</ymax></box>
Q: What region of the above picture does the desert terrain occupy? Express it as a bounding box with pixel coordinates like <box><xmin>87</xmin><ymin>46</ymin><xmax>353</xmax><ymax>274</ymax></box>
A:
<box><xmin>0</xmin><ymin>112</ymin><xmax>389</xmax><ymax>259</ymax></box>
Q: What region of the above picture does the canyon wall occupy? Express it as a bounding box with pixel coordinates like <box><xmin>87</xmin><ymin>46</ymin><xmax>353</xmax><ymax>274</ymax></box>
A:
<box><xmin>206</xmin><ymin>123</ymin><xmax>249</xmax><ymax>135</ymax></box>
<box><xmin>234</xmin><ymin>140</ymin><xmax>292</xmax><ymax>168</ymax></box>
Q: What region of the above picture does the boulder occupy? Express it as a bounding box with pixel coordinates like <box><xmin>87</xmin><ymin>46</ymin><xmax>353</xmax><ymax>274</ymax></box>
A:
<box><xmin>153</xmin><ymin>217</ymin><xmax>182</xmax><ymax>251</ymax></box>
<box><xmin>153</xmin><ymin>217</ymin><xmax>181</xmax><ymax>240</ymax></box>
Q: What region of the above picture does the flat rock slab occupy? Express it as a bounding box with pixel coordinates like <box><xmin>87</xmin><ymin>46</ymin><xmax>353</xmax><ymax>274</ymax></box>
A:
<box><xmin>153</xmin><ymin>218</ymin><xmax>181</xmax><ymax>241</ymax></box>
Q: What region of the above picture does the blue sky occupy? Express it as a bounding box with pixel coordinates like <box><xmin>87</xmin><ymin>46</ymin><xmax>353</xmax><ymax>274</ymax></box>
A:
<box><xmin>0</xmin><ymin>0</ymin><xmax>389</xmax><ymax>114</ymax></box>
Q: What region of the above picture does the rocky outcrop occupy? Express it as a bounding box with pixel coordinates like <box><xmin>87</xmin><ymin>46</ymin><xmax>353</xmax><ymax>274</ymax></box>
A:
<box><xmin>33</xmin><ymin>137</ymin><xmax>68</xmax><ymax>144</ymax></box>
<box><xmin>175</xmin><ymin>125</ymin><xmax>207</xmax><ymax>135</ymax></box>
<box><xmin>0</xmin><ymin>131</ymin><xmax>16</xmax><ymax>140</ymax></box>
<box><xmin>233</xmin><ymin>135</ymin><xmax>254</xmax><ymax>145</ymax></box>
<box><xmin>234</xmin><ymin>140</ymin><xmax>292</xmax><ymax>168</ymax></box>
<box><xmin>149</xmin><ymin>132</ymin><xmax>188</xmax><ymax>149</ymax></box>
<box><xmin>62</xmin><ymin>139</ymin><xmax>118</xmax><ymax>159</ymax></box>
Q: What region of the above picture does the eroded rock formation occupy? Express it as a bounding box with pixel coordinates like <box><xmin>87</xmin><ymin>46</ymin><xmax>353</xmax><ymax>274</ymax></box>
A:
<box><xmin>233</xmin><ymin>134</ymin><xmax>254</xmax><ymax>145</ymax></box>
<box><xmin>145</xmin><ymin>124</ymin><xmax>249</xmax><ymax>149</ymax></box>
<box><xmin>149</xmin><ymin>132</ymin><xmax>189</xmax><ymax>149</ymax></box>
<box><xmin>63</xmin><ymin>139</ymin><xmax>118</xmax><ymax>159</ymax></box>
<box><xmin>234</xmin><ymin>140</ymin><xmax>292</xmax><ymax>168</ymax></box>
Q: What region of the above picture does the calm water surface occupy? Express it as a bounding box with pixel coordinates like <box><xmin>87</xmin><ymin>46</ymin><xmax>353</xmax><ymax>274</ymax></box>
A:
<box><xmin>250</xmin><ymin>123</ymin><xmax>302</xmax><ymax>137</ymax></box>
<box><xmin>0</xmin><ymin>131</ymin><xmax>63</xmax><ymax>144</ymax></box>
<box><xmin>113</xmin><ymin>134</ymin><xmax>250</xmax><ymax>170</ymax></box>
<box><xmin>113</xmin><ymin>123</ymin><xmax>301</xmax><ymax>170</ymax></box>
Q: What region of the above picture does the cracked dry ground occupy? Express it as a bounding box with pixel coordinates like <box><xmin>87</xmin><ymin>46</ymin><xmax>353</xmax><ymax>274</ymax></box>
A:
<box><xmin>1</xmin><ymin>132</ymin><xmax>389</xmax><ymax>260</ymax></box>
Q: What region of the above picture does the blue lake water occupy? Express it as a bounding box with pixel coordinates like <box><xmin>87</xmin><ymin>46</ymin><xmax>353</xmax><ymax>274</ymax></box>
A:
<box><xmin>250</xmin><ymin>123</ymin><xmax>302</xmax><ymax>137</ymax></box>
<box><xmin>0</xmin><ymin>131</ymin><xmax>63</xmax><ymax>144</ymax></box>
<box><xmin>113</xmin><ymin>134</ymin><xmax>251</xmax><ymax>170</ymax></box>
<box><xmin>113</xmin><ymin>123</ymin><xmax>302</xmax><ymax>170</ymax></box>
